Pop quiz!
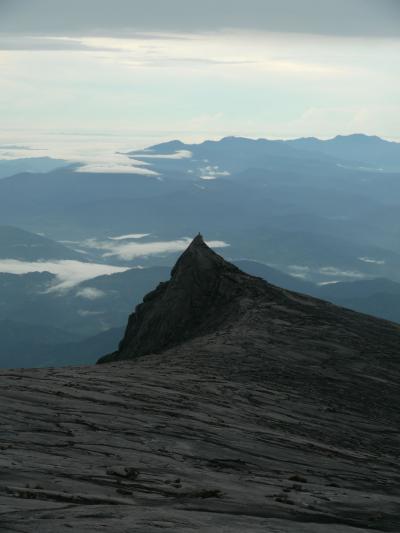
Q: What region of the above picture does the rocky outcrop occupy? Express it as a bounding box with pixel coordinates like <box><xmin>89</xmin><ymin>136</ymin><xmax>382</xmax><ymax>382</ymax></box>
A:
<box><xmin>98</xmin><ymin>234</ymin><xmax>266</xmax><ymax>363</ymax></box>
<box><xmin>2</xmin><ymin>235</ymin><xmax>400</xmax><ymax>532</ymax></box>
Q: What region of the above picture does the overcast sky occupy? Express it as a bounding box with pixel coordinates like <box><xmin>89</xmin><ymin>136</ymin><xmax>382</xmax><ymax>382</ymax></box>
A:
<box><xmin>0</xmin><ymin>0</ymin><xmax>399</xmax><ymax>142</ymax></box>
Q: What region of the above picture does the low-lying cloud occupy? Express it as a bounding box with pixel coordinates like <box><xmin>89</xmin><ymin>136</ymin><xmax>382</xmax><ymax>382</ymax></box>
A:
<box><xmin>199</xmin><ymin>165</ymin><xmax>230</xmax><ymax>180</ymax></box>
<box><xmin>131</xmin><ymin>150</ymin><xmax>192</xmax><ymax>160</ymax></box>
<box><xmin>0</xmin><ymin>35</ymin><xmax>103</xmax><ymax>52</ymax></box>
<box><xmin>75</xmin><ymin>162</ymin><xmax>160</xmax><ymax>176</ymax></box>
<box><xmin>76</xmin><ymin>287</ymin><xmax>107</xmax><ymax>300</ymax></box>
<box><xmin>84</xmin><ymin>237</ymin><xmax>230</xmax><ymax>261</ymax></box>
<box><xmin>288</xmin><ymin>264</ymin><xmax>369</xmax><ymax>281</ymax></box>
<box><xmin>109</xmin><ymin>233</ymin><xmax>151</xmax><ymax>241</ymax></box>
<box><xmin>0</xmin><ymin>259</ymin><xmax>128</xmax><ymax>291</ymax></box>
<box><xmin>358</xmin><ymin>257</ymin><xmax>385</xmax><ymax>265</ymax></box>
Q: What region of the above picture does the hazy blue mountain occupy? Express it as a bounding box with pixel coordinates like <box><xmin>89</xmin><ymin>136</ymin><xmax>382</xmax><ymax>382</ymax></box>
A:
<box><xmin>313</xmin><ymin>278</ymin><xmax>400</xmax><ymax>324</ymax></box>
<box><xmin>233</xmin><ymin>260</ymin><xmax>315</xmax><ymax>293</ymax></box>
<box><xmin>0</xmin><ymin>156</ymin><xmax>70</xmax><ymax>180</ymax></box>
<box><xmin>316</xmin><ymin>277</ymin><xmax>400</xmax><ymax>300</ymax></box>
<box><xmin>0</xmin><ymin>265</ymin><xmax>169</xmax><ymax>368</ymax></box>
<box><xmin>132</xmin><ymin>134</ymin><xmax>400</xmax><ymax>175</ymax></box>
<box><xmin>226</xmin><ymin>228</ymin><xmax>400</xmax><ymax>283</ymax></box>
<box><xmin>238</xmin><ymin>261</ymin><xmax>400</xmax><ymax>323</ymax></box>
<box><xmin>0</xmin><ymin>320</ymin><xmax>123</xmax><ymax>369</ymax></box>
<box><xmin>0</xmin><ymin>168</ymin><xmax>195</xmax><ymax>238</ymax></box>
<box><xmin>235</xmin><ymin>262</ymin><xmax>400</xmax><ymax>325</ymax></box>
<box><xmin>129</xmin><ymin>136</ymin><xmax>342</xmax><ymax>177</ymax></box>
<box><xmin>0</xmin><ymin>319</ymin><xmax>81</xmax><ymax>368</ymax></box>
<box><xmin>0</xmin><ymin>225</ymin><xmax>85</xmax><ymax>261</ymax></box>
<box><xmin>47</xmin><ymin>326</ymin><xmax>124</xmax><ymax>366</ymax></box>
<box><xmin>287</xmin><ymin>134</ymin><xmax>400</xmax><ymax>171</ymax></box>
<box><xmin>0</xmin><ymin>135</ymin><xmax>399</xmax><ymax>285</ymax></box>
<box><xmin>334</xmin><ymin>293</ymin><xmax>400</xmax><ymax>325</ymax></box>
<box><xmin>0</xmin><ymin>266</ymin><xmax>170</xmax><ymax>339</ymax></box>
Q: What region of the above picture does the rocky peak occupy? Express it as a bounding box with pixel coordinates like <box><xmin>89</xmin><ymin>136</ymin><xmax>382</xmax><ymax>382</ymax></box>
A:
<box><xmin>98</xmin><ymin>234</ymin><xmax>260</xmax><ymax>363</ymax></box>
<box><xmin>171</xmin><ymin>233</ymin><xmax>239</xmax><ymax>281</ymax></box>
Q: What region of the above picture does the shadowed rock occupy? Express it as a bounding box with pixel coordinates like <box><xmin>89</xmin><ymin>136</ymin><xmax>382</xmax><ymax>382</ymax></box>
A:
<box><xmin>99</xmin><ymin>233</ymin><xmax>265</xmax><ymax>363</ymax></box>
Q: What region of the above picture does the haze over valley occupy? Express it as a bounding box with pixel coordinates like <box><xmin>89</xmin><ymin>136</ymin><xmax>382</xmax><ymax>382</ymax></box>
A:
<box><xmin>1</xmin><ymin>133</ymin><xmax>400</xmax><ymax>368</ymax></box>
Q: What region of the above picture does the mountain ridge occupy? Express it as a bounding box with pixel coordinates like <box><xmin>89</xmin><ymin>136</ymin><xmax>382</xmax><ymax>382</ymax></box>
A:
<box><xmin>99</xmin><ymin>234</ymin><xmax>263</xmax><ymax>363</ymax></box>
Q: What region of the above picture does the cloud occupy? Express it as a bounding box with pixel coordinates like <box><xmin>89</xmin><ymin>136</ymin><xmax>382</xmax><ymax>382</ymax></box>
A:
<box><xmin>199</xmin><ymin>165</ymin><xmax>230</xmax><ymax>180</ymax></box>
<box><xmin>69</xmin><ymin>149</ymin><xmax>161</xmax><ymax>175</ymax></box>
<box><xmin>131</xmin><ymin>150</ymin><xmax>192</xmax><ymax>160</ymax></box>
<box><xmin>84</xmin><ymin>237</ymin><xmax>230</xmax><ymax>261</ymax></box>
<box><xmin>0</xmin><ymin>0</ymin><xmax>399</xmax><ymax>38</ymax></box>
<box><xmin>358</xmin><ymin>257</ymin><xmax>385</xmax><ymax>265</ymax></box>
<box><xmin>76</xmin><ymin>287</ymin><xmax>106</xmax><ymax>300</ymax></box>
<box><xmin>288</xmin><ymin>264</ymin><xmax>369</xmax><ymax>281</ymax></box>
<box><xmin>77</xmin><ymin>309</ymin><xmax>104</xmax><ymax>317</ymax></box>
<box><xmin>75</xmin><ymin>162</ymin><xmax>160</xmax><ymax>175</ymax></box>
<box><xmin>0</xmin><ymin>35</ymin><xmax>116</xmax><ymax>52</ymax></box>
<box><xmin>109</xmin><ymin>233</ymin><xmax>151</xmax><ymax>241</ymax></box>
<box><xmin>0</xmin><ymin>259</ymin><xmax>128</xmax><ymax>291</ymax></box>
<box><xmin>0</xmin><ymin>144</ymin><xmax>36</xmax><ymax>150</ymax></box>
<box><xmin>1</xmin><ymin>6</ymin><xmax>399</xmax><ymax>142</ymax></box>
<box><xmin>317</xmin><ymin>267</ymin><xmax>367</xmax><ymax>279</ymax></box>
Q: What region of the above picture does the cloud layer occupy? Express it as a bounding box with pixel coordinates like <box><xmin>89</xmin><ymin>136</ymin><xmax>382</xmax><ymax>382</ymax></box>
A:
<box><xmin>0</xmin><ymin>259</ymin><xmax>127</xmax><ymax>291</ymax></box>
<box><xmin>1</xmin><ymin>1</ymin><xmax>399</xmax><ymax>38</ymax></box>
<box><xmin>85</xmin><ymin>237</ymin><xmax>230</xmax><ymax>261</ymax></box>
<box><xmin>0</xmin><ymin>2</ymin><xmax>399</xmax><ymax>141</ymax></box>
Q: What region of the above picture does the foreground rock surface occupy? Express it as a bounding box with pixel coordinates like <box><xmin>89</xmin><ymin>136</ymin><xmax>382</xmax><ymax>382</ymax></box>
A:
<box><xmin>1</xmin><ymin>237</ymin><xmax>400</xmax><ymax>531</ymax></box>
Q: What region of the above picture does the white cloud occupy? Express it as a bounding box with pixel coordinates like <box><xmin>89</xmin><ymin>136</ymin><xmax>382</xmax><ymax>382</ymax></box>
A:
<box><xmin>199</xmin><ymin>165</ymin><xmax>230</xmax><ymax>180</ymax></box>
<box><xmin>358</xmin><ymin>257</ymin><xmax>385</xmax><ymax>265</ymax></box>
<box><xmin>75</xmin><ymin>162</ymin><xmax>159</xmax><ymax>175</ymax></box>
<box><xmin>76</xmin><ymin>287</ymin><xmax>106</xmax><ymax>300</ymax></box>
<box><xmin>131</xmin><ymin>150</ymin><xmax>192</xmax><ymax>160</ymax></box>
<box><xmin>1</xmin><ymin>28</ymin><xmax>399</xmax><ymax>141</ymax></box>
<box><xmin>0</xmin><ymin>35</ymin><xmax>116</xmax><ymax>52</ymax></box>
<box><xmin>109</xmin><ymin>233</ymin><xmax>151</xmax><ymax>240</ymax></box>
<box><xmin>0</xmin><ymin>259</ymin><xmax>128</xmax><ymax>291</ymax></box>
<box><xmin>288</xmin><ymin>264</ymin><xmax>369</xmax><ymax>281</ymax></box>
<box><xmin>317</xmin><ymin>267</ymin><xmax>367</xmax><ymax>279</ymax></box>
<box><xmin>84</xmin><ymin>237</ymin><xmax>230</xmax><ymax>260</ymax></box>
<box><xmin>78</xmin><ymin>309</ymin><xmax>104</xmax><ymax>317</ymax></box>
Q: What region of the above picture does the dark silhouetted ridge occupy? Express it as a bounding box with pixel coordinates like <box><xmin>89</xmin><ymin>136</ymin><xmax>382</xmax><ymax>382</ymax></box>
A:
<box><xmin>98</xmin><ymin>234</ymin><xmax>265</xmax><ymax>363</ymax></box>
<box><xmin>99</xmin><ymin>233</ymin><xmax>400</xmax><ymax>368</ymax></box>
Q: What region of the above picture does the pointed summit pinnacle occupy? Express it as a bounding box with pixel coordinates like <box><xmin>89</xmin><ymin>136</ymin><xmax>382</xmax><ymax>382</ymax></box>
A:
<box><xmin>171</xmin><ymin>233</ymin><xmax>229</xmax><ymax>279</ymax></box>
<box><xmin>192</xmin><ymin>232</ymin><xmax>204</xmax><ymax>244</ymax></box>
<box><xmin>183</xmin><ymin>232</ymin><xmax>208</xmax><ymax>255</ymax></box>
<box><xmin>98</xmin><ymin>233</ymin><xmax>259</xmax><ymax>363</ymax></box>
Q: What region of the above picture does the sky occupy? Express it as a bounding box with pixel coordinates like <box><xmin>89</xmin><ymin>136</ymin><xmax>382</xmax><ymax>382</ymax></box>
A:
<box><xmin>0</xmin><ymin>0</ymin><xmax>399</xmax><ymax>144</ymax></box>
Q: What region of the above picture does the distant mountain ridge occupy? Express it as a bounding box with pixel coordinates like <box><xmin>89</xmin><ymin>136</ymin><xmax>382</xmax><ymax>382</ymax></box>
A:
<box><xmin>135</xmin><ymin>133</ymin><xmax>400</xmax><ymax>172</ymax></box>
<box><xmin>0</xmin><ymin>156</ymin><xmax>69</xmax><ymax>180</ymax></box>
<box><xmin>0</xmin><ymin>225</ymin><xmax>85</xmax><ymax>261</ymax></box>
<box><xmin>0</xmin><ymin>134</ymin><xmax>400</xmax><ymax>269</ymax></box>
<box><xmin>287</xmin><ymin>133</ymin><xmax>400</xmax><ymax>170</ymax></box>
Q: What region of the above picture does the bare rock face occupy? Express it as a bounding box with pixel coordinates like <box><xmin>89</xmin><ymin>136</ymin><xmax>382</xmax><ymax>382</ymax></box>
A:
<box><xmin>2</xmin><ymin>235</ymin><xmax>400</xmax><ymax>532</ymax></box>
<box><xmin>99</xmin><ymin>234</ymin><xmax>265</xmax><ymax>363</ymax></box>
